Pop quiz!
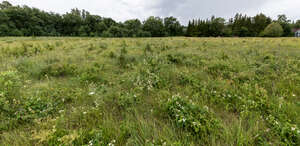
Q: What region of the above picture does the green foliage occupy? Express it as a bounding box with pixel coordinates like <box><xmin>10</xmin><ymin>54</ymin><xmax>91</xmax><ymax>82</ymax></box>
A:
<box><xmin>0</xmin><ymin>2</ymin><xmax>297</xmax><ymax>37</ymax></box>
<box><xmin>262</xmin><ymin>22</ymin><xmax>284</xmax><ymax>37</ymax></box>
<box><xmin>0</xmin><ymin>71</ymin><xmax>64</xmax><ymax>130</ymax></box>
<box><xmin>77</xmin><ymin>63</ymin><xmax>105</xmax><ymax>84</ymax></box>
<box><xmin>143</xmin><ymin>16</ymin><xmax>165</xmax><ymax>37</ymax></box>
<box><xmin>164</xmin><ymin>94</ymin><xmax>222</xmax><ymax>142</ymax></box>
<box><xmin>117</xmin><ymin>93</ymin><xmax>140</xmax><ymax>111</ymax></box>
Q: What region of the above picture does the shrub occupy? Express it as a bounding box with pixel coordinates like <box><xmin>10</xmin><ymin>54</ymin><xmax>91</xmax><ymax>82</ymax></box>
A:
<box><xmin>262</xmin><ymin>22</ymin><xmax>283</xmax><ymax>37</ymax></box>
<box><xmin>41</xmin><ymin>63</ymin><xmax>77</xmax><ymax>77</ymax></box>
<box><xmin>166</xmin><ymin>54</ymin><xmax>186</xmax><ymax>65</ymax></box>
<box><xmin>77</xmin><ymin>63</ymin><xmax>105</xmax><ymax>84</ymax></box>
<box><xmin>0</xmin><ymin>71</ymin><xmax>22</xmax><ymax>98</ymax></box>
<box><xmin>117</xmin><ymin>93</ymin><xmax>140</xmax><ymax>111</ymax></box>
<box><xmin>164</xmin><ymin>94</ymin><xmax>222</xmax><ymax>142</ymax></box>
<box><xmin>0</xmin><ymin>71</ymin><xmax>22</xmax><ymax>120</ymax></box>
<box><xmin>0</xmin><ymin>71</ymin><xmax>64</xmax><ymax>130</ymax></box>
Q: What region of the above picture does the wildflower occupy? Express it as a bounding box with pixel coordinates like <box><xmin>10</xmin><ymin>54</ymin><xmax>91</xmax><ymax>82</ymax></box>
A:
<box><xmin>59</xmin><ymin>110</ymin><xmax>64</xmax><ymax>113</ymax></box>
<box><xmin>88</xmin><ymin>140</ymin><xmax>93</xmax><ymax>146</ymax></box>
<box><xmin>204</xmin><ymin>106</ymin><xmax>209</xmax><ymax>110</ymax></box>
<box><xmin>83</xmin><ymin>112</ymin><xmax>87</xmax><ymax>115</ymax></box>
<box><xmin>291</xmin><ymin>127</ymin><xmax>296</xmax><ymax>131</ymax></box>
<box><xmin>292</xmin><ymin>94</ymin><xmax>296</xmax><ymax>97</ymax></box>
<box><xmin>89</xmin><ymin>92</ymin><xmax>95</xmax><ymax>95</ymax></box>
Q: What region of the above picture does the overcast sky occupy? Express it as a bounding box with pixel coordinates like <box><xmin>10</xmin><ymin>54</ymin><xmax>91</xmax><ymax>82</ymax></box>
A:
<box><xmin>4</xmin><ymin>0</ymin><xmax>300</xmax><ymax>24</ymax></box>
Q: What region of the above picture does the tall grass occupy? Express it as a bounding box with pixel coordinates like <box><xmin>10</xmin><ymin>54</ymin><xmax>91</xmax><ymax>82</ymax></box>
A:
<box><xmin>0</xmin><ymin>37</ymin><xmax>299</xmax><ymax>145</ymax></box>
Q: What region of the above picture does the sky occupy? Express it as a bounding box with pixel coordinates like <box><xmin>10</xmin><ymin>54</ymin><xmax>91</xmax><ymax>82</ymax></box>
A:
<box><xmin>3</xmin><ymin>0</ymin><xmax>300</xmax><ymax>24</ymax></box>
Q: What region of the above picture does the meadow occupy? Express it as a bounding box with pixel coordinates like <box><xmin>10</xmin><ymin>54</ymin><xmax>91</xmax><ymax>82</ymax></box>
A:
<box><xmin>0</xmin><ymin>37</ymin><xmax>299</xmax><ymax>146</ymax></box>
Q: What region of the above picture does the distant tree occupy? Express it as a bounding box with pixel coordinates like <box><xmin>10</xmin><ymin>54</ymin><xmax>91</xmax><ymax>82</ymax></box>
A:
<box><xmin>232</xmin><ymin>14</ymin><xmax>252</xmax><ymax>37</ymax></box>
<box><xmin>136</xmin><ymin>30</ymin><xmax>151</xmax><ymax>37</ymax></box>
<box><xmin>0</xmin><ymin>2</ymin><xmax>296</xmax><ymax>37</ymax></box>
<box><xmin>293</xmin><ymin>20</ymin><xmax>300</xmax><ymax>29</ymax></box>
<box><xmin>106</xmin><ymin>25</ymin><xmax>128</xmax><ymax>37</ymax></box>
<box><xmin>262</xmin><ymin>22</ymin><xmax>283</xmax><ymax>37</ymax></box>
<box><xmin>102</xmin><ymin>18</ymin><xmax>116</xmax><ymax>28</ymax></box>
<box><xmin>277</xmin><ymin>14</ymin><xmax>292</xmax><ymax>36</ymax></box>
<box><xmin>252</xmin><ymin>13</ymin><xmax>272</xmax><ymax>36</ymax></box>
<box><xmin>164</xmin><ymin>16</ymin><xmax>183</xmax><ymax>36</ymax></box>
<box><xmin>0</xmin><ymin>1</ymin><xmax>12</xmax><ymax>9</ymax></box>
<box><xmin>124</xmin><ymin>19</ymin><xmax>142</xmax><ymax>37</ymax></box>
<box><xmin>209</xmin><ymin>16</ymin><xmax>225</xmax><ymax>37</ymax></box>
<box><xmin>62</xmin><ymin>8</ymin><xmax>83</xmax><ymax>36</ymax></box>
<box><xmin>143</xmin><ymin>16</ymin><xmax>165</xmax><ymax>37</ymax></box>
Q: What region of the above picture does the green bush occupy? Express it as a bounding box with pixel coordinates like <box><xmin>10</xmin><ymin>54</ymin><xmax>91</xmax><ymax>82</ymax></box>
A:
<box><xmin>41</xmin><ymin>63</ymin><xmax>77</xmax><ymax>78</ymax></box>
<box><xmin>164</xmin><ymin>94</ymin><xmax>222</xmax><ymax>142</ymax></box>
<box><xmin>262</xmin><ymin>22</ymin><xmax>283</xmax><ymax>37</ymax></box>
<box><xmin>0</xmin><ymin>71</ymin><xmax>22</xmax><ymax>121</ymax></box>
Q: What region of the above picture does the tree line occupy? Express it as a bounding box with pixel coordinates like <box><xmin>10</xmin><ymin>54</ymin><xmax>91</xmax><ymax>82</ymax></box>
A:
<box><xmin>187</xmin><ymin>14</ymin><xmax>299</xmax><ymax>37</ymax></box>
<box><xmin>0</xmin><ymin>1</ymin><xmax>300</xmax><ymax>37</ymax></box>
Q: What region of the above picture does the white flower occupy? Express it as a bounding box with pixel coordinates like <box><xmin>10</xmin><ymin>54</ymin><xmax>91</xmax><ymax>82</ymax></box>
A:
<box><xmin>88</xmin><ymin>140</ymin><xmax>93</xmax><ymax>146</ymax></box>
<box><xmin>89</xmin><ymin>92</ymin><xmax>95</xmax><ymax>95</ymax></box>
<box><xmin>292</xmin><ymin>94</ymin><xmax>296</xmax><ymax>97</ymax></box>
<box><xmin>83</xmin><ymin>112</ymin><xmax>87</xmax><ymax>115</ymax></box>
<box><xmin>204</xmin><ymin>106</ymin><xmax>209</xmax><ymax>110</ymax></box>
<box><xmin>291</xmin><ymin>127</ymin><xmax>296</xmax><ymax>131</ymax></box>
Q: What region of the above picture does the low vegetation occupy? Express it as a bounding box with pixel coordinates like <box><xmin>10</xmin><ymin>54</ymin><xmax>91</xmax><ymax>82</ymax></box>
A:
<box><xmin>0</xmin><ymin>37</ymin><xmax>299</xmax><ymax>145</ymax></box>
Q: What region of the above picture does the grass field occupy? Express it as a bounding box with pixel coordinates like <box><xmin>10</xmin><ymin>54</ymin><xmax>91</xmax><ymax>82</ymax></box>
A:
<box><xmin>0</xmin><ymin>37</ymin><xmax>299</xmax><ymax>145</ymax></box>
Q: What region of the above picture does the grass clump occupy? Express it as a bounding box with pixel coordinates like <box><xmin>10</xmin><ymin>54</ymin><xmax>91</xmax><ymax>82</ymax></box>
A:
<box><xmin>164</xmin><ymin>94</ymin><xmax>222</xmax><ymax>143</ymax></box>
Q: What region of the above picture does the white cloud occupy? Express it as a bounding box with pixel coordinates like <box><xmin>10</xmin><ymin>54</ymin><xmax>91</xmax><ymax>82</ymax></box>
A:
<box><xmin>246</xmin><ymin>0</ymin><xmax>300</xmax><ymax>21</ymax></box>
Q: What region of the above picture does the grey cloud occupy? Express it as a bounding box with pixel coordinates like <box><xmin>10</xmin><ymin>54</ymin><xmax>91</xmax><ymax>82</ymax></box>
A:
<box><xmin>152</xmin><ymin>0</ymin><xmax>274</xmax><ymax>24</ymax></box>
<box><xmin>6</xmin><ymin>0</ymin><xmax>297</xmax><ymax>25</ymax></box>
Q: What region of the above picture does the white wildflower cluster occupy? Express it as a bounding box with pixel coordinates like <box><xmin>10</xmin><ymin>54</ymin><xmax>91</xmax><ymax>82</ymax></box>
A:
<box><xmin>134</xmin><ymin>69</ymin><xmax>160</xmax><ymax>91</ymax></box>
<box><xmin>108</xmin><ymin>139</ymin><xmax>116</xmax><ymax>146</ymax></box>
<box><xmin>88</xmin><ymin>140</ymin><xmax>93</xmax><ymax>146</ymax></box>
